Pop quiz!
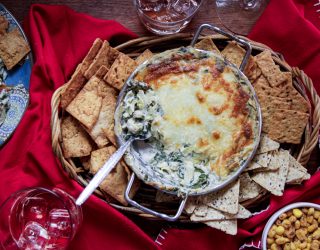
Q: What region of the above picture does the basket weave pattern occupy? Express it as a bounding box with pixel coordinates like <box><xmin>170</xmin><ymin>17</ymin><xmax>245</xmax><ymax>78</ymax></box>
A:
<box><xmin>51</xmin><ymin>34</ymin><xmax>320</xmax><ymax>220</ymax></box>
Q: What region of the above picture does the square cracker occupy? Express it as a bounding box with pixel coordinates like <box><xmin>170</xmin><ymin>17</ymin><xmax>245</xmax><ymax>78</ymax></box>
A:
<box><xmin>61</xmin><ymin>115</ymin><xmax>93</xmax><ymax>158</ymax></box>
<box><xmin>0</xmin><ymin>28</ymin><xmax>30</xmax><ymax>70</ymax></box>
<box><xmin>81</xmin><ymin>38</ymin><xmax>104</xmax><ymax>72</ymax></box>
<box><xmin>239</xmin><ymin>172</ymin><xmax>263</xmax><ymax>202</ymax></box>
<box><xmin>286</xmin><ymin>154</ymin><xmax>310</xmax><ymax>184</ymax></box>
<box><xmin>84</xmin><ymin>41</ymin><xmax>110</xmax><ymax>79</ymax></box>
<box><xmin>106</xmin><ymin>46</ymin><xmax>120</xmax><ymax>67</ymax></box>
<box><xmin>88</xmin><ymin>91</ymin><xmax>116</xmax><ymax>148</ymax></box>
<box><xmin>104</xmin><ymin>53</ymin><xmax>137</xmax><ymax>90</ymax></box>
<box><xmin>66</xmin><ymin>77</ymin><xmax>106</xmax><ymax>129</ymax></box>
<box><xmin>60</xmin><ymin>69</ymin><xmax>87</xmax><ymax>109</ymax></box>
<box><xmin>60</xmin><ymin>39</ymin><xmax>104</xmax><ymax>108</ymax></box>
<box><xmin>191</xmin><ymin>205</ymin><xmax>251</xmax><ymax>222</ymax></box>
<box><xmin>251</xmin><ymin>149</ymin><xmax>290</xmax><ymax>196</ymax></box>
<box><xmin>205</xmin><ymin>219</ymin><xmax>237</xmax><ymax>235</ymax></box>
<box><xmin>135</xmin><ymin>49</ymin><xmax>153</xmax><ymax>65</ymax></box>
<box><xmin>221</xmin><ymin>42</ymin><xmax>257</xmax><ymax>81</ymax></box>
<box><xmin>255</xmin><ymin>50</ymin><xmax>289</xmax><ymax>87</ymax></box>
<box><xmin>94</xmin><ymin>65</ymin><xmax>109</xmax><ymax>80</ymax></box>
<box><xmin>0</xmin><ymin>16</ymin><xmax>8</xmax><ymax>35</ymax></box>
<box><xmin>203</xmin><ymin>179</ymin><xmax>240</xmax><ymax>214</ymax></box>
<box><xmin>90</xmin><ymin>146</ymin><xmax>130</xmax><ymax>205</ymax></box>
<box><xmin>262</xmin><ymin>107</ymin><xmax>309</xmax><ymax>144</ymax></box>
<box><xmin>194</xmin><ymin>37</ymin><xmax>220</xmax><ymax>53</ymax></box>
<box><xmin>258</xmin><ymin>92</ymin><xmax>308</xmax><ymax>113</ymax></box>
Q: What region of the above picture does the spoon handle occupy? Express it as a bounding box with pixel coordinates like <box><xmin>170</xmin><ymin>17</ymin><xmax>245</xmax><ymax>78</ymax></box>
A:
<box><xmin>76</xmin><ymin>139</ymin><xmax>133</xmax><ymax>206</ymax></box>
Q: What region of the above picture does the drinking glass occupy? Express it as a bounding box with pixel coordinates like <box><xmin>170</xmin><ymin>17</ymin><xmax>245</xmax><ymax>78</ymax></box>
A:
<box><xmin>134</xmin><ymin>0</ymin><xmax>203</xmax><ymax>35</ymax></box>
<box><xmin>215</xmin><ymin>0</ymin><xmax>269</xmax><ymax>35</ymax></box>
<box><xmin>0</xmin><ymin>187</ymin><xmax>82</xmax><ymax>250</ymax></box>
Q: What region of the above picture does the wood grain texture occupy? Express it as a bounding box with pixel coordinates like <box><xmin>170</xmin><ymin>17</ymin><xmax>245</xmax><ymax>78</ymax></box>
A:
<box><xmin>1</xmin><ymin>0</ymin><xmax>266</xmax><ymax>37</ymax></box>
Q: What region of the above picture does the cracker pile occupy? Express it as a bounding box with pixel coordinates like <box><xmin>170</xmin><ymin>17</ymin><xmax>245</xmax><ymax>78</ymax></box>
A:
<box><xmin>60</xmin><ymin>38</ymin><xmax>153</xmax><ymax>205</ymax></box>
<box><xmin>155</xmin><ymin>134</ymin><xmax>310</xmax><ymax>235</ymax></box>
<box><xmin>0</xmin><ymin>15</ymin><xmax>30</xmax><ymax>70</ymax></box>
<box><xmin>58</xmin><ymin>37</ymin><xmax>311</xmax><ymax>235</ymax></box>
<box><xmin>220</xmin><ymin>41</ymin><xmax>309</xmax><ymax>144</ymax></box>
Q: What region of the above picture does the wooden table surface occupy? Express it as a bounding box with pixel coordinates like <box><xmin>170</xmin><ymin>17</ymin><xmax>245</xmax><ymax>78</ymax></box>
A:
<box><xmin>1</xmin><ymin>0</ymin><xmax>269</xmax><ymax>37</ymax></box>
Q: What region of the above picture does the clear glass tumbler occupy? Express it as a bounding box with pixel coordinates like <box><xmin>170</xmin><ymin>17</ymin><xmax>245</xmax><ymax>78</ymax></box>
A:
<box><xmin>0</xmin><ymin>187</ymin><xmax>82</xmax><ymax>250</ymax></box>
<box><xmin>134</xmin><ymin>0</ymin><xmax>203</xmax><ymax>35</ymax></box>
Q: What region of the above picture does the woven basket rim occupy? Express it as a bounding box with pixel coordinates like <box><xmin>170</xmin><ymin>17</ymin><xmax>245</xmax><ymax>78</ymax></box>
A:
<box><xmin>51</xmin><ymin>33</ymin><xmax>320</xmax><ymax>221</ymax></box>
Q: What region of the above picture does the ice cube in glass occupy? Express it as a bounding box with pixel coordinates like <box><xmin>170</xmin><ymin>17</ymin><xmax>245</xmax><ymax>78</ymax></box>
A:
<box><xmin>21</xmin><ymin>197</ymin><xmax>48</xmax><ymax>226</ymax></box>
<box><xmin>17</xmin><ymin>221</ymin><xmax>49</xmax><ymax>250</ymax></box>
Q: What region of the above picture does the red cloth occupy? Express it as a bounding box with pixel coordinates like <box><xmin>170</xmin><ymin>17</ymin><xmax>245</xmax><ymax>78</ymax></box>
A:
<box><xmin>0</xmin><ymin>1</ymin><xmax>319</xmax><ymax>250</ymax></box>
<box><xmin>0</xmin><ymin>4</ymin><xmax>157</xmax><ymax>250</ymax></box>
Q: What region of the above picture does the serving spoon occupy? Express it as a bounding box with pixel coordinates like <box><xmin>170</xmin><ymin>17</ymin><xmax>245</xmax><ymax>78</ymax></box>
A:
<box><xmin>76</xmin><ymin>133</ymin><xmax>151</xmax><ymax>206</ymax></box>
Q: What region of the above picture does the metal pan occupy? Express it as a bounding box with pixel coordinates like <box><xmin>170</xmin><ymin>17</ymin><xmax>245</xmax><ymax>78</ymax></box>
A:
<box><xmin>114</xmin><ymin>24</ymin><xmax>262</xmax><ymax>221</ymax></box>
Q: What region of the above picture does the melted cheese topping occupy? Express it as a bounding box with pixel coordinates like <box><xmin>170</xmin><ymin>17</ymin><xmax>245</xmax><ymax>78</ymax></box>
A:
<box><xmin>129</xmin><ymin>47</ymin><xmax>258</xmax><ymax>192</ymax></box>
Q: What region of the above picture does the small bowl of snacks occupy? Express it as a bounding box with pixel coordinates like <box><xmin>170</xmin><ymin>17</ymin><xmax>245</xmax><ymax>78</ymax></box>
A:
<box><xmin>262</xmin><ymin>202</ymin><xmax>320</xmax><ymax>250</ymax></box>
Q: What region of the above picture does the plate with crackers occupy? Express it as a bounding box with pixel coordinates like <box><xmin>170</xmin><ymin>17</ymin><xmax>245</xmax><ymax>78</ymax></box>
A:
<box><xmin>51</xmin><ymin>24</ymin><xmax>320</xmax><ymax>235</ymax></box>
<box><xmin>0</xmin><ymin>4</ymin><xmax>32</xmax><ymax>146</ymax></box>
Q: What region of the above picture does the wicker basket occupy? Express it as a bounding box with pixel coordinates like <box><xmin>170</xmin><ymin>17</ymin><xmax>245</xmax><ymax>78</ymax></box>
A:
<box><xmin>51</xmin><ymin>33</ymin><xmax>320</xmax><ymax>221</ymax></box>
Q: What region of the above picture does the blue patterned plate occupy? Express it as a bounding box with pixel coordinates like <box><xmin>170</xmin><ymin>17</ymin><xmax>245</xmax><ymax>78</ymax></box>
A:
<box><xmin>0</xmin><ymin>4</ymin><xmax>32</xmax><ymax>146</ymax></box>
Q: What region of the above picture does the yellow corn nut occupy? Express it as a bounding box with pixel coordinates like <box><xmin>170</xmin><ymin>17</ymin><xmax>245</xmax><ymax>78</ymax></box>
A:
<box><xmin>299</xmin><ymin>241</ymin><xmax>307</xmax><ymax>248</ymax></box>
<box><xmin>290</xmin><ymin>242</ymin><xmax>296</xmax><ymax>250</ymax></box>
<box><xmin>295</xmin><ymin>220</ymin><xmax>301</xmax><ymax>229</ymax></box>
<box><xmin>296</xmin><ymin>229</ymin><xmax>307</xmax><ymax>241</ymax></box>
<box><xmin>283</xmin><ymin>243</ymin><xmax>291</xmax><ymax>250</ymax></box>
<box><xmin>270</xmin><ymin>243</ymin><xmax>278</xmax><ymax>250</ymax></box>
<box><xmin>268</xmin><ymin>229</ymin><xmax>276</xmax><ymax>238</ymax></box>
<box><xmin>308</xmin><ymin>208</ymin><xmax>315</xmax><ymax>216</ymax></box>
<box><xmin>308</xmin><ymin>224</ymin><xmax>318</xmax><ymax>233</ymax></box>
<box><xmin>314</xmin><ymin>211</ymin><xmax>320</xmax><ymax>219</ymax></box>
<box><xmin>293</xmin><ymin>209</ymin><xmax>303</xmax><ymax>219</ymax></box>
<box><xmin>279</xmin><ymin>213</ymin><xmax>288</xmax><ymax>220</ymax></box>
<box><xmin>308</xmin><ymin>216</ymin><xmax>315</xmax><ymax>224</ymax></box>
<box><xmin>312</xmin><ymin>229</ymin><xmax>320</xmax><ymax>240</ymax></box>
<box><xmin>267</xmin><ymin>238</ymin><xmax>274</xmax><ymax>245</ymax></box>
<box><xmin>283</xmin><ymin>219</ymin><xmax>292</xmax><ymax>229</ymax></box>
<box><xmin>289</xmin><ymin>215</ymin><xmax>297</xmax><ymax>223</ymax></box>
<box><xmin>276</xmin><ymin>226</ymin><xmax>285</xmax><ymax>236</ymax></box>
<box><xmin>311</xmin><ymin>241</ymin><xmax>320</xmax><ymax>250</ymax></box>
<box><xmin>276</xmin><ymin>237</ymin><xmax>290</xmax><ymax>245</ymax></box>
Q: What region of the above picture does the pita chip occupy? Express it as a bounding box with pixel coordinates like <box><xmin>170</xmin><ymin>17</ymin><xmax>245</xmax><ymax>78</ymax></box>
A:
<box><xmin>61</xmin><ymin>115</ymin><xmax>93</xmax><ymax>158</ymax></box>
<box><xmin>204</xmin><ymin>179</ymin><xmax>240</xmax><ymax>214</ymax></box>
<box><xmin>135</xmin><ymin>49</ymin><xmax>153</xmax><ymax>65</ymax></box>
<box><xmin>0</xmin><ymin>28</ymin><xmax>30</xmax><ymax>70</ymax></box>
<box><xmin>66</xmin><ymin>82</ymin><xmax>102</xmax><ymax>130</ymax></box>
<box><xmin>87</xmin><ymin>92</ymin><xmax>116</xmax><ymax>147</ymax></box>
<box><xmin>90</xmin><ymin>146</ymin><xmax>131</xmax><ymax>205</ymax></box>
<box><xmin>239</xmin><ymin>172</ymin><xmax>263</xmax><ymax>202</ymax></box>
<box><xmin>191</xmin><ymin>205</ymin><xmax>251</xmax><ymax>222</ymax></box>
<box><xmin>194</xmin><ymin>37</ymin><xmax>220</xmax><ymax>53</ymax></box>
<box><xmin>251</xmin><ymin>149</ymin><xmax>290</xmax><ymax>196</ymax></box>
<box><xmin>84</xmin><ymin>40</ymin><xmax>110</xmax><ymax>79</ymax></box>
<box><xmin>205</xmin><ymin>220</ymin><xmax>237</xmax><ymax>235</ymax></box>
<box><xmin>286</xmin><ymin>154</ymin><xmax>310</xmax><ymax>184</ymax></box>
<box><xmin>104</xmin><ymin>53</ymin><xmax>137</xmax><ymax>90</ymax></box>
<box><xmin>256</xmin><ymin>134</ymin><xmax>280</xmax><ymax>154</ymax></box>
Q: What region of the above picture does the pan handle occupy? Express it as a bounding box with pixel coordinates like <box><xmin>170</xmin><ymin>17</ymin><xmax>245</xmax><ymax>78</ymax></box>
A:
<box><xmin>190</xmin><ymin>23</ymin><xmax>252</xmax><ymax>72</ymax></box>
<box><xmin>125</xmin><ymin>173</ymin><xmax>188</xmax><ymax>222</ymax></box>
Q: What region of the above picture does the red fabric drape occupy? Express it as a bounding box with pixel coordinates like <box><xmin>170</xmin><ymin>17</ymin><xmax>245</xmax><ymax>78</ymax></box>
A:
<box><xmin>0</xmin><ymin>0</ymin><xmax>319</xmax><ymax>249</ymax></box>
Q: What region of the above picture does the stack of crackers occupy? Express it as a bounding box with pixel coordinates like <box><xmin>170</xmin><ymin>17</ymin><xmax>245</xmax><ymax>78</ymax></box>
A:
<box><xmin>0</xmin><ymin>15</ymin><xmax>30</xmax><ymax>70</ymax></box>
<box><xmin>219</xmin><ymin>41</ymin><xmax>309</xmax><ymax>144</ymax></box>
<box><xmin>59</xmin><ymin>38</ymin><xmax>153</xmax><ymax>205</ymax></box>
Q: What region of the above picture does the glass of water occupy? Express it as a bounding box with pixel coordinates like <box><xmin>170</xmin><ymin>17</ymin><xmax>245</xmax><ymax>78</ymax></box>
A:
<box><xmin>0</xmin><ymin>187</ymin><xmax>82</xmax><ymax>250</ymax></box>
<box><xmin>134</xmin><ymin>0</ymin><xmax>203</xmax><ymax>35</ymax></box>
